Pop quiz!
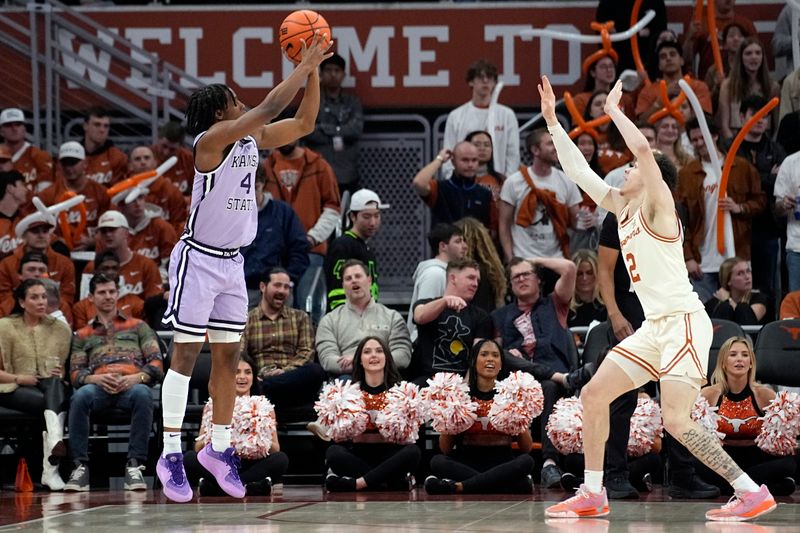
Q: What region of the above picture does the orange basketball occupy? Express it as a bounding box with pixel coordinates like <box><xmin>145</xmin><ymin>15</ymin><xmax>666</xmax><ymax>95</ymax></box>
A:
<box><xmin>279</xmin><ymin>10</ymin><xmax>331</xmax><ymax>64</ymax></box>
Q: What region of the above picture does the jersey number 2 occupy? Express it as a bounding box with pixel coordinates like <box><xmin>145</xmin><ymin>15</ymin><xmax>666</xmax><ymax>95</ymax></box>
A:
<box><xmin>240</xmin><ymin>172</ymin><xmax>252</xmax><ymax>194</ymax></box>
<box><xmin>625</xmin><ymin>253</ymin><xmax>641</xmax><ymax>283</ymax></box>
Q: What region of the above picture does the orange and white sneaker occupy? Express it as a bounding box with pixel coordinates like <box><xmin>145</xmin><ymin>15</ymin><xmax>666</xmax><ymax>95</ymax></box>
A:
<box><xmin>545</xmin><ymin>484</ymin><xmax>610</xmax><ymax>518</ymax></box>
<box><xmin>705</xmin><ymin>485</ymin><xmax>777</xmax><ymax>522</ymax></box>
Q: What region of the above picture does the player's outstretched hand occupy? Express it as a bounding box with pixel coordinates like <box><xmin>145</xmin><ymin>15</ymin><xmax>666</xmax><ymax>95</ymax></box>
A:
<box><xmin>299</xmin><ymin>30</ymin><xmax>334</xmax><ymax>70</ymax></box>
<box><xmin>537</xmin><ymin>76</ymin><xmax>558</xmax><ymax>127</ymax></box>
<box><xmin>604</xmin><ymin>80</ymin><xmax>624</xmax><ymax>115</ymax></box>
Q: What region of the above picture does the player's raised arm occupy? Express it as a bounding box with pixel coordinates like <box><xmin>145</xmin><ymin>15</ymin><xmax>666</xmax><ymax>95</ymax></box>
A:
<box><xmin>200</xmin><ymin>32</ymin><xmax>332</xmax><ymax>154</ymax></box>
<box><xmin>537</xmin><ymin>75</ymin><xmax>617</xmax><ymax>215</ymax></box>
<box><xmin>604</xmin><ymin>80</ymin><xmax>672</xmax><ymax>212</ymax></box>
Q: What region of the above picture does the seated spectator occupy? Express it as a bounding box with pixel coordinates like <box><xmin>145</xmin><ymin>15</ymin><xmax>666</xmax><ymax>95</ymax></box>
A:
<box><xmin>718</xmin><ymin>37</ymin><xmax>780</xmax><ymax>140</ymax></box>
<box><xmin>780</xmin><ymin>290</ymin><xmax>800</xmax><ymax>319</ymax></box>
<box><xmin>65</xmin><ymin>272</ymin><xmax>164</xmax><ymax>492</ymax></box>
<box><xmin>242</xmin><ymin>167</ymin><xmax>309</xmax><ymax>306</ymax></box>
<box><xmin>72</xmin><ymin>249</ymin><xmax>145</xmax><ymax>330</ymax></box>
<box><xmin>152</xmin><ymin>121</ymin><xmax>194</xmax><ymax>196</ymax></box>
<box><xmin>316</xmin><ymin>259</ymin><xmax>411</xmax><ymax>378</ymax></box>
<box><xmin>324</xmin><ymin>189</ymin><xmax>386</xmax><ymax>312</ymax></box>
<box><xmin>696</xmin><ymin>336</ymin><xmax>796</xmax><ymax>496</ymax></box>
<box><xmin>39</xmin><ymin>142</ymin><xmax>110</xmax><ymax>250</ymax></box>
<box><xmin>0</xmin><ymin>205</ymin><xmax>76</xmax><ymax>319</ymax></box>
<box><xmin>81</xmin><ymin>107</ymin><xmax>128</xmax><ymax>187</ymax></box>
<box><xmin>412</xmin><ymin>141</ymin><xmax>494</xmax><ymax>229</ymax></box>
<box><xmin>41</xmin><ymin>278</ymin><xmax>68</xmax><ymax>325</ymax></box>
<box><xmin>241</xmin><ymin>268</ymin><xmax>324</xmax><ymax>414</ymax></box>
<box><xmin>113</xmin><ymin>181</ymin><xmax>177</xmax><ymax>271</ymax></box>
<box><xmin>324</xmin><ymin>336</ymin><xmax>421</xmax><ymax>492</ymax></box>
<box><xmin>80</xmin><ymin>211</ymin><xmax>162</xmax><ymax>301</ymax></box>
<box><xmin>569</xmin><ymin>249</ymin><xmax>607</xmax><ymax>328</ymax></box>
<box><xmin>654</xmin><ymin>115</ymin><xmax>691</xmax><ymax>171</ymax></box>
<box><xmin>424</xmin><ymin>339</ymin><xmax>534</xmax><ymax>495</ymax></box>
<box><xmin>410</xmin><ymin>258</ymin><xmax>492</xmax><ymax>385</ymax></box>
<box><xmin>407</xmin><ymin>223</ymin><xmax>467</xmax><ymax>342</ymax></box>
<box><xmin>0</xmin><ymin>108</ymin><xmax>53</xmax><ymax>192</ymax></box>
<box><xmin>774</xmin><ymin>150</ymin><xmax>800</xmax><ymax>292</ymax></box>
<box><xmin>0</xmin><ymin>170</ymin><xmax>27</xmax><ymax>260</ymax></box>
<box><xmin>679</xmin><ymin>116</ymin><xmax>764</xmax><ymax>303</ymax></box>
<box><xmin>443</xmin><ymin>59</ymin><xmax>520</xmax><ymax>177</ymax></box>
<box><xmin>636</xmin><ymin>41</ymin><xmax>712</xmax><ymax>122</ymax></box>
<box><xmin>455</xmin><ymin>217</ymin><xmax>506</xmax><ymax>313</ymax></box>
<box><xmin>127</xmin><ymin>145</ymin><xmax>188</xmax><ymax>235</ymax></box>
<box><xmin>705</xmin><ymin>257</ymin><xmax>768</xmax><ymax>325</ymax></box>
<box><xmin>492</xmin><ymin>256</ymin><xmax>590</xmax><ymax>489</ymax></box>
<box><xmin>0</xmin><ymin>279</ymin><xmax>71</xmax><ymax>490</ymax></box>
<box><xmin>184</xmin><ymin>355</ymin><xmax>289</xmax><ymax>496</ymax></box>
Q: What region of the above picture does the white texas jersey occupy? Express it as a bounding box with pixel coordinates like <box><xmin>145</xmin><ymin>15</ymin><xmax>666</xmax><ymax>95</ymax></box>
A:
<box><xmin>618</xmin><ymin>205</ymin><xmax>704</xmax><ymax>319</ymax></box>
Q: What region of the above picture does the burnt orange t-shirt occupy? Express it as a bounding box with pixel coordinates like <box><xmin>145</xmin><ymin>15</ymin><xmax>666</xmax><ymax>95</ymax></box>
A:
<box><xmin>84</xmin><ymin>145</ymin><xmax>128</xmax><ymax>187</ymax></box>
<box><xmin>0</xmin><ymin>212</ymin><xmax>23</xmax><ymax>260</ymax></box>
<box><xmin>145</xmin><ymin>177</ymin><xmax>187</xmax><ymax>234</ymax></box>
<box><xmin>8</xmin><ymin>143</ymin><xmax>54</xmax><ymax>193</ymax></box>
<box><xmin>83</xmin><ymin>252</ymin><xmax>162</xmax><ymax>299</ymax></box>
<box><xmin>158</xmin><ymin>147</ymin><xmax>195</xmax><ymax>196</ymax></box>
<box><xmin>129</xmin><ymin>217</ymin><xmax>177</xmax><ymax>263</ymax></box>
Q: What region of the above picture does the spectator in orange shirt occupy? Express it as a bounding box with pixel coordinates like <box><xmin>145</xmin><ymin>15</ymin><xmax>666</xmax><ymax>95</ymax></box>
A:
<box><xmin>81</xmin><ymin>107</ymin><xmax>128</xmax><ymax>187</ymax></box>
<box><xmin>127</xmin><ymin>145</ymin><xmax>187</xmax><ymax>234</ymax></box>
<box><xmin>0</xmin><ymin>145</ymin><xmax>12</xmax><ymax>172</ymax></box>
<box><xmin>152</xmin><ymin>121</ymin><xmax>194</xmax><ymax>196</ymax></box>
<box><xmin>0</xmin><ymin>171</ymin><xmax>27</xmax><ymax>260</ymax></box>
<box><xmin>0</xmin><ymin>250</ymin><xmax>73</xmax><ymax>323</ymax></box>
<box><xmin>0</xmin><ymin>211</ymin><xmax>76</xmax><ymax>319</ymax></box>
<box><xmin>80</xmin><ymin>211</ymin><xmax>162</xmax><ymax>302</ymax></box>
<box><xmin>114</xmin><ymin>186</ymin><xmax>177</xmax><ymax>270</ymax></box>
<box><xmin>40</xmin><ymin>142</ymin><xmax>110</xmax><ymax>251</ymax></box>
<box><xmin>0</xmin><ymin>108</ymin><xmax>53</xmax><ymax>193</ymax></box>
<box><xmin>635</xmin><ymin>41</ymin><xmax>712</xmax><ymax>123</ymax></box>
<box><xmin>72</xmin><ymin>249</ymin><xmax>145</xmax><ymax>330</ymax></box>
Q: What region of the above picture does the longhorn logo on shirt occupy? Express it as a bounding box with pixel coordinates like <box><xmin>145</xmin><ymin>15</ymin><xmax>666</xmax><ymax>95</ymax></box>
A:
<box><xmin>87</xmin><ymin>171</ymin><xmax>113</xmax><ymax>184</ymax></box>
<box><xmin>135</xmin><ymin>246</ymin><xmax>159</xmax><ymax>260</ymax></box>
<box><xmin>279</xmin><ymin>169</ymin><xmax>300</xmax><ymax>189</ymax></box>
<box><xmin>119</xmin><ymin>279</ymin><xmax>143</xmax><ymax>296</ymax></box>
<box><xmin>0</xmin><ymin>235</ymin><xmax>21</xmax><ymax>255</ymax></box>
<box><xmin>67</xmin><ymin>208</ymin><xmax>98</xmax><ymax>223</ymax></box>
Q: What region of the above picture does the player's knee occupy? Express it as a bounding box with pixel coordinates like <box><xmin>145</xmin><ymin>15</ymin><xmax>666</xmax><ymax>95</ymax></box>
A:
<box><xmin>661</xmin><ymin>409</ymin><xmax>691</xmax><ymax>437</ymax></box>
<box><xmin>579</xmin><ymin>380</ymin><xmax>608</xmax><ymax>408</ymax></box>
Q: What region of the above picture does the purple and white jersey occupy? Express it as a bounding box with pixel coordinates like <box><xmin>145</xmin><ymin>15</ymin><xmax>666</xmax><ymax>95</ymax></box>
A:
<box><xmin>182</xmin><ymin>133</ymin><xmax>259</xmax><ymax>253</ymax></box>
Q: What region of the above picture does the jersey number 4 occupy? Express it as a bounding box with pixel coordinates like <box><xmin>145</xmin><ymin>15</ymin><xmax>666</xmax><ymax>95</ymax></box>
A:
<box><xmin>240</xmin><ymin>172</ymin><xmax>252</xmax><ymax>194</ymax></box>
<box><xmin>625</xmin><ymin>253</ymin><xmax>641</xmax><ymax>283</ymax></box>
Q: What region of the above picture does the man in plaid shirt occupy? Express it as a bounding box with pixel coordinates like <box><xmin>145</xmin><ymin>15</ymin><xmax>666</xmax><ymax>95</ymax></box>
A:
<box><xmin>240</xmin><ymin>267</ymin><xmax>325</xmax><ymax>416</ymax></box>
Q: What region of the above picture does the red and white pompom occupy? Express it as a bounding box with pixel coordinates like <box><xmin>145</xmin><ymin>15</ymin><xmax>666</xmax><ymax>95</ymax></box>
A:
<box><xmin>756</xmin><ymin>390</ymin><xmax>800</xmax><ymax>456</ymax></box>
<box><xmin>200</xmin><ymin>396</ymin><xmax>276</xmax><ymax>459</ymax></box>
<box><xmin>627</xmin><ymin>397</ymin><xmax>663</xmax><ymax>457</ymax></box>
<box><xmin>488</xmin><ymin>371</ymin><xmax>544</xmax><ymax>435</ymax></box>
<box><xmin>422</xmin><ymin>372</ymin><xmax>478</xmax><ymax>434</ymax></box>
<box><xmin>314</xmin><ymin>380</ymin><xmax>369</xmax><ymax>442</ymax></box>
<box><xmin>375</xmin><ymin>382</ymin><xmax>426</xmax><ymax>444</ymax></box>
<box><xmin>546</xmin><ymin>397</ymin><xmax>584</xmax><ymax>454</ymax></box>
<box><xmin>691</xmin><ymin>394</ymin><xmax>725</xmax><ymax>440</ymax></box>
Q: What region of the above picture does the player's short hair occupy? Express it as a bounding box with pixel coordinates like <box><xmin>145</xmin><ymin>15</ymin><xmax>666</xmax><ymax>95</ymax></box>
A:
<box><xmin>653</xmin><ymin>151</ymin><xmax>678</xmax><ymax>191</ymax></box>
<box><xmin>466</xmin><ymin>59</ymin><xmax>498</xmax><ymax>83</ymax></box>
<box><xmin>89</xmin><ymin>271</ymin><xmax>118</xmax><ymax>295</ymax></box>
<box><xmin>446</xmin><ymin>258</ymin><xmax>479</xmax><ymax>276</ymax></box>
<box><xmin>185</xmin><ymin>84</ymin><xmax>236</xmax><ymax>136</ymax></box>
<box><xmin>264</xmin><ymin>266</ymin><xmax>290</xmax><ymax>284</ymax></box>
<box><xmin>428</xmin><ymin>223</ymin><xmax>463</xmax><ymax>256</ymax></box>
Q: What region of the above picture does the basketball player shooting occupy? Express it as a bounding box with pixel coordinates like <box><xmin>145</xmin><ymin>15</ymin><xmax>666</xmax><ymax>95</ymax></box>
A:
<box><xmin>538</xmin><ymin>76</ymin><xmax>776</xmax><ymax>522</ymax></box>
<box><xmin>157</xmin><ymin>32</ymin><xmax>333</xmax><ymax>503</ymax></box>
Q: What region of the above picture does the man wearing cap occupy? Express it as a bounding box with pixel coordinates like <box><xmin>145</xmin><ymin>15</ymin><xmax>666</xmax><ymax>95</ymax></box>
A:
<box><xmin>81</xmin><ymin>107</ymin><xmax>128</xmax><ymax>187</ymax></box>
<box><xmin>264</xmin><ymin>139</ymin><xmax>341</xmax><ymax>322</ymax></box>
<box><xmin>304</xmin><ymin>53</ymin><xmax>364</xmax><ymax>195</ymax></box>
<box><xmin>0</xmin><ymin>108</ymin><xmax>53</xmax><ymax>192</ymax></box>
<box><xmin>0</xmin><ymin>171</ymin><xmax>27</xmax><ymax>260</ymax></box>
<box><xmin>128</xmin><ymin>145</ymin><xmax>187</xmax><ymax>234</ymax></box>
<box><xmin>0</xmin><ymin>210</ymin><xmax>76</xmax><ymax>318</ymax></box>
<box><xmin>80</xmin><ymin>211</ymin><xmax>162</xmax><ymax>302</ymax></box>
<box><xmin>152</xmin><ymin>121</ymin><xmax>195</xmax><ymax>197</ymax></box>
<box><xmin>72</xmin><ymin>249</ymin><xmax>145</xmax><ymax>330</ymax></box>
<box><xmin>324</xmin><ymin>188</ymin><xmax>386</xmax><ymax>312</ymax></box>
<box><xmin>40</xmin><ymin>141</ymin><xmax>110</xmax><ymax>250</ymax></box>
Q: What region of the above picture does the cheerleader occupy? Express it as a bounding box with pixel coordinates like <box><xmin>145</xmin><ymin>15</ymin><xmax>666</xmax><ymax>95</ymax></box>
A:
<box><xmin>425</xmin><ymin>339</ymin><xmax>535</xmax><ymax>494</ymax></box>
<box><xmin>324</xmin><ymin>336</ymin><xmax>422</xmax><ymax>492</ymax></box>
<box><xmin>695</xmin><ymin>337</ymin><xmax>796</xmax><ymax>496</ymax></box>
<box><xmin>184</xmin><ymin>355</ymin><xmax>288</xmax><ymax>496</ymax></box>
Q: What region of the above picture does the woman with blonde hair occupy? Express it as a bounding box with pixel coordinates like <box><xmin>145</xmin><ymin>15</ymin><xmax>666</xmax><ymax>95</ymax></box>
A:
<box><xmin>705</xmin><ymin>257</ymin><xmax>769</xmax><ymax>325</ymax></box>
<box><xmin>696</xmin><ymin>336</ymin><xmax>795</xmax><ymax>495</ymax></box>
<box><xmin>568</xmin><ymin>249</ymin><xmax>607</xmax><ymax>328</ymax></box>
<box><xmin>455</xmin><ymin>217</ymin><xmax>507</xmax><ymax>312</ymax></box>
<box><xmin>654</xmin><ymin>115</ymin><xmax>691</xmax><ymax>171</ymax></box>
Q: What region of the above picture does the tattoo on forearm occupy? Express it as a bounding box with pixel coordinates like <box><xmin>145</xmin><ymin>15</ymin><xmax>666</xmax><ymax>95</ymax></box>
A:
<box><xmin>680</xmin><ymin>426</ymin><xmax>743</xmax><ymax>482</ymax></box>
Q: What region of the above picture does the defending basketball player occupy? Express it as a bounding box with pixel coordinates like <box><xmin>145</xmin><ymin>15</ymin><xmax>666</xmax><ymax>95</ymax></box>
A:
<box><xmin>156</xmin><ymin>32</ymin><xmax>333</xmax><ymax>503</ymax></box>
<box><xmin>538</xmin><ymin>76</ymin><xmax>776</xmax><ymax>522</ymax></box>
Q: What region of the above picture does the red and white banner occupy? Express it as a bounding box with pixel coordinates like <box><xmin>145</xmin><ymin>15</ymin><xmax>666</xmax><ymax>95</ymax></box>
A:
<box><xmin>0</xmin><ymin>2</ymin><xmax>786</xmax><ymax>109</ymax></box>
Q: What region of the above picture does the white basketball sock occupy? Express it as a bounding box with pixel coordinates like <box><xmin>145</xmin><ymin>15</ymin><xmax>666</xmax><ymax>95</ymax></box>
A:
<box><xmin>584</xmin><ymin>470</ymin><xmax>604</xmax><ymax>493</ymax></box>
<box><xmin>732</xmin><ymin>473</ymin><xmax>760</xmax><ymax>493</ymax></box>
<box><xmin>211</xmin><ymin>424</ymin><xmax>232</xmax><ymax>453</ymax></box>
<box><xmin>162</xmin><ymin>369</ymin><xmax>190</xmax><ymax>430</ymax></box>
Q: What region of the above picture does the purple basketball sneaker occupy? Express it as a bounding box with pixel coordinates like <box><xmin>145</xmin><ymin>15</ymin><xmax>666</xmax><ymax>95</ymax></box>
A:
<box><xmin>157</xmin><ymin>452</ymin><xmax>193</xmax><ymax>503</ymax></box>
<box><xmin>197</xmin><ymin>444</ymin><xmax>245</xmax><ymax>498</ymax></box>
